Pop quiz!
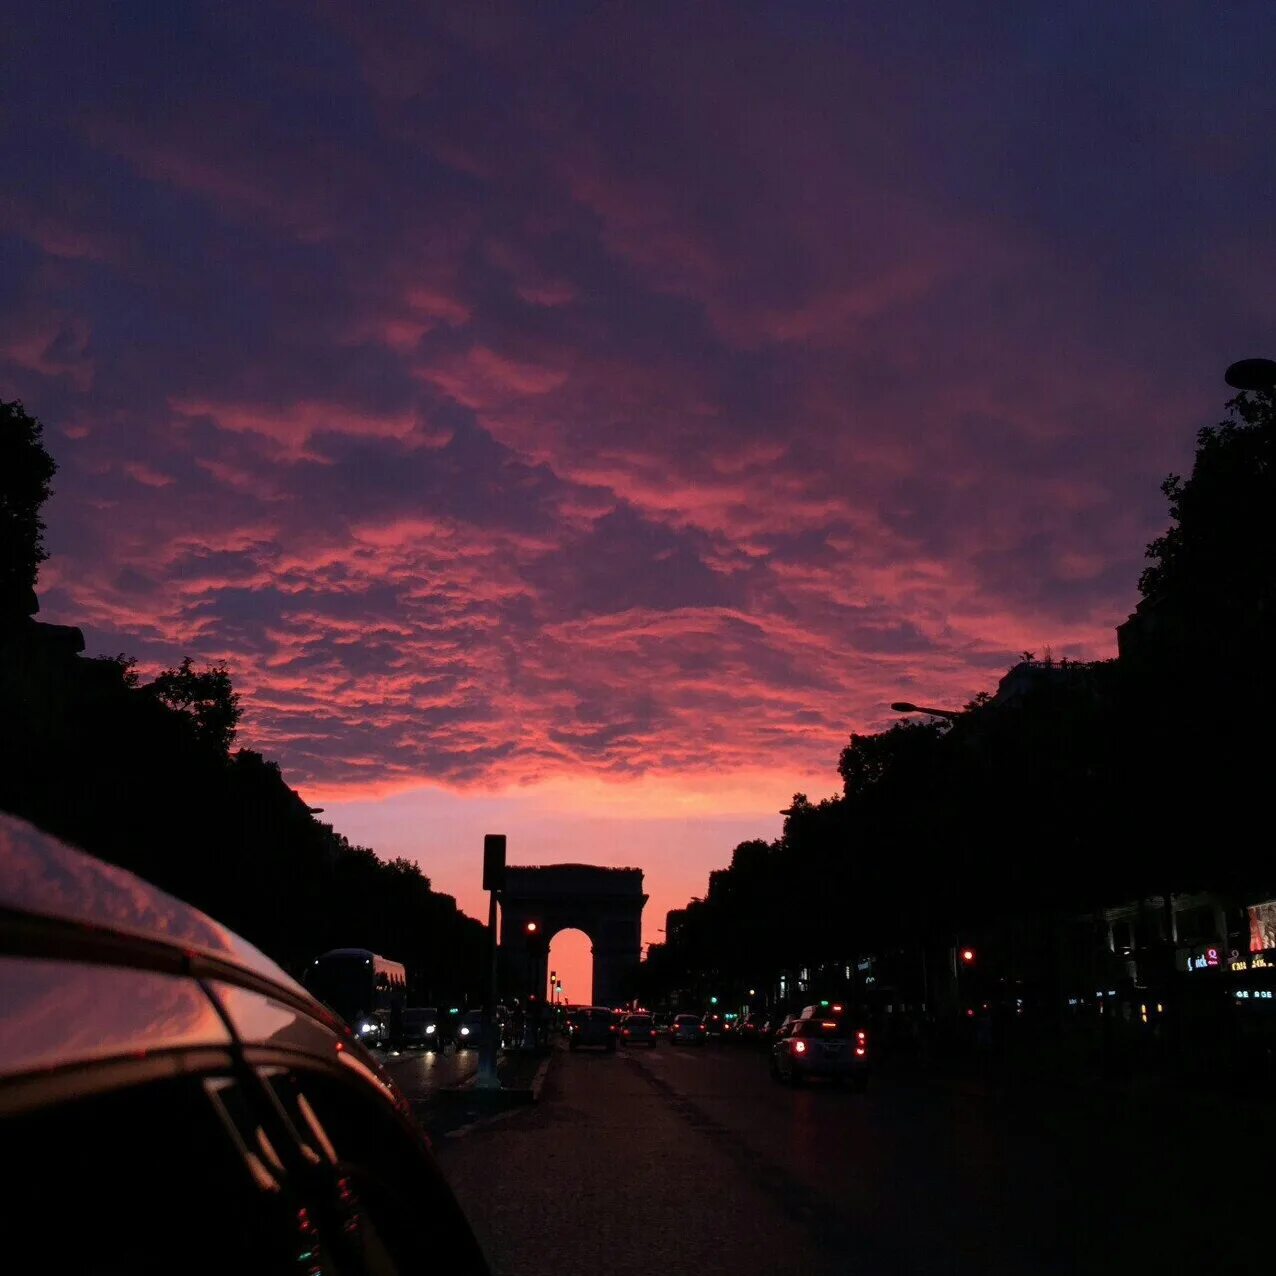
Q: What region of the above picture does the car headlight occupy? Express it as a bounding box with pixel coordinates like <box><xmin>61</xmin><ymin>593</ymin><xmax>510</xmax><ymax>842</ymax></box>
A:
<box><xmin>460</xmin><ymin>1026</ymin><xmax>470</xmax><ymax>1036</ymax></box>
<box><xmin>359</xmin><ymin>1021</ymin><xmax>376</xmax><ymax>1034</ymax></box>
<box><xmin>426</xmin><ymin>1025</ymin><xmax>436</xmax><ymax>1034</ymax></box>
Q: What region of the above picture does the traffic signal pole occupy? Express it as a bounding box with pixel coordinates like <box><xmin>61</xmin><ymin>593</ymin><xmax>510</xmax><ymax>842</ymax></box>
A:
<box><xmin>476</xmin><ymin>834</ymin><xmax>505</xmax><ymax>1091</ymax></box>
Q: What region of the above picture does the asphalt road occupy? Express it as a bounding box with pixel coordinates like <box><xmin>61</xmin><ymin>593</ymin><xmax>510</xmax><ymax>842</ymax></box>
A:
<box><xmin>438</xmin><ymin>1039</ymin><xmax>1273</xmax><ymax>1276</ymax></box>
<box><xmin>379</xmin><ymin>1043</ymin><xmax>480</xmax><ymax>1098</ymax></box>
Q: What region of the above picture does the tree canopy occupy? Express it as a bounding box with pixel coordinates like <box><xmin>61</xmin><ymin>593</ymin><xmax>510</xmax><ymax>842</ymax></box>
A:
<box><xmin>0</xmin><ymin>400</ymin><xmax>57</xmax><ymax>622</ymax></box>
<box><xmin>149</xmin><ymin>657</ymin><xmax>242</xmax><ymax>755</ymax></box>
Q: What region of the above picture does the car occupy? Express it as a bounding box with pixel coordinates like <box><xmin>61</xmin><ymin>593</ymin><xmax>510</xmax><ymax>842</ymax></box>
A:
<box><xmin>770</xmin><ymin>1015</ymin><xmax>869</xmax><ymax>1089</ymax></box>
<box><xmin>701</xmin><ymin>1010</ymin><xmax>727</xmax><ymax>1039</ymax></box>
<box><xmin>0</xmin><ymin>812</ymin><xmax>491</xmax><ymax>1274</ymax></box>
<box><xmin>456</xmin><ymin>1007</ymin><xmax>504</xmax><ymax>1049</ymax></box>
<box><xmin>402</xmin><ymin>1006</ymin><xmax>443</xmax><ymax>1049</ymax></box>
<box><xmin>567</xmin><ymin>1006</ymin><xmax>617</xmax><ymax>1051</ymax></box>
<box><xmin>668</xmin><ymin>1013</ymin><xmax>706</xmax><ymax>1045</ymax></box>
<box><xmin>739</xmin><ymin>1012</ymin><xmax>769</xmax><ymax>1044</ymax></box>
<box><xmin>769</xmin><ymin>1013</ymin><xmax>799</xmax><ymax>1042</ymax></box>
<box><xmin>619</xmin><ymin>1013</ymin><xmax>658</xmax><ymax>1047</ymax></box>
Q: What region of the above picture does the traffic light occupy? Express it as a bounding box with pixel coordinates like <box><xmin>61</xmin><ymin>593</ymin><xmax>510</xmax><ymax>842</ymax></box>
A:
<box><xmin>960</xmin><ymin>947</ymin><xmax>976</xmax><ymax>965</ymax></box>
<box><xmin>482</xmin><ymin>833</ymin><xmax>506</xmax><ymax>891</ymax></box>
<box><xmin>525</xmin><ymin>920</ymin><xmax>539</xmax><ymax>935</ymax></box>
<box><xmin>709</xmin><ymin>996</ymin><xmax>718</xmax><ymax>1005</ymax></box>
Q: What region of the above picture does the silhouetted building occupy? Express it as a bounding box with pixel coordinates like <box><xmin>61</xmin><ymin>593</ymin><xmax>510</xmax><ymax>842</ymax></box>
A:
<box><xmin>665</xmin><ymin>908</ymin><xmax>687</xmax><ymax>942</ymax></box>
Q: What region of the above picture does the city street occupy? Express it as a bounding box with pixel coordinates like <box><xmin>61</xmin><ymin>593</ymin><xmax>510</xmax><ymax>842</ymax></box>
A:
<box><xmin>439</xmin><ymin>1040</ymin><xmax>1273</xmax><ymax>1276</ymax></box>
<box><xmin>379</xmin><ymin>1044</ymin><xmax>479</xmax><ymax>1099</ymax></box>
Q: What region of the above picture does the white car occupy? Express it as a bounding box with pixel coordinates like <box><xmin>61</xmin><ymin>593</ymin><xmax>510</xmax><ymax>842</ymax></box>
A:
<box><xmin>771</xmin><ymin>1016</ymin><xmax>869</xmax><ymax>1089</ymax></box>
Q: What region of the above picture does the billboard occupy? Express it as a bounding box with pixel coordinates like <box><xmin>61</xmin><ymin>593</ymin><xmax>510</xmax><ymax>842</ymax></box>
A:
<box><xmin>1247</xmin><ymin>900</ymin><xmax>1276</xmax><ymax>954</ymax></box>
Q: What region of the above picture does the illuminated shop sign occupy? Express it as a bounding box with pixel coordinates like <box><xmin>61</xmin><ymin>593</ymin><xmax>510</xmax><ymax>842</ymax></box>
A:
<box><xmin>1229</xmin><ymin>952</ymin><xmax>1273</xmax><ymax>973</ymax></box>
<box><xmin>1234</xmin><ymin>989</ymin><xmax>1274</xmax><ymax>1001</ymax></box>
<box><xmin>1184</xmin><ymin>946</ymin><xmax>1221</xmax><ymax>972</ymax></box>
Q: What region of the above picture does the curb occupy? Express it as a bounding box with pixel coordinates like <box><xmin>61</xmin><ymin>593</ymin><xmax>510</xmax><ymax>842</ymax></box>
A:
<box><xmin>530</xmin><ymin>1048</ymin><xmax>555</xmax><ymax>1100</ymax></box>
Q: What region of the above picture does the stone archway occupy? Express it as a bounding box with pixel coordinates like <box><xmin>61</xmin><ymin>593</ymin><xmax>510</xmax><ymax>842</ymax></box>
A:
<box><xmin>500</xmin><ymin>864</ymin><xmax>646</xmax><ymax>1008</ymax></box>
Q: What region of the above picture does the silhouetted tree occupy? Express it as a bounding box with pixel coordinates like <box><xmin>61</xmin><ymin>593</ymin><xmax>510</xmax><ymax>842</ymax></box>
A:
<box><xmin>1139</xmin><ymin>387</ymin><xmax>1275</xmax><ymax>622</ymax></box>
<box><xmin>148</xmin><ymin>657</ymin><xmax>242</xmax><ymax>754</ymax></box>
<box><xmin>837</xmin><ymin>720</ymin><xmax>943</xmax><ymax>797</ymax></box>
<box><xmin>0</xmin><ymin>400</ymin><xmax>57</xmax><ymax>622</ymax></box>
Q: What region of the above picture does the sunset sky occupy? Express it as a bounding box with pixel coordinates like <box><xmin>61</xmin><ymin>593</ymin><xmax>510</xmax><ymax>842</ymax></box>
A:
<box><xmin>5</xmin><ymin>4</ymin><xmax>1272</xmax><ymax>1000</ymax></box>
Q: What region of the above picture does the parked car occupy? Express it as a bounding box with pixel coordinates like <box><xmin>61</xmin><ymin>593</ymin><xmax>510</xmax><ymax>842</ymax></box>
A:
<box><xmin>619</xmin><ymin>1013</ymin><xmax>658</xmax><ymax>1047</ymax></box>
<box><xmin>668</xmin><ymin>1013</ymin><xmax>706</xmax><ymax>1045</ymax></box>
<box><xmin>0</xmin><ymin>812</ymin><xmax>490</xmax><ymax>1274</ymax></box>
<box><xmin>770</xmin><ymin>1015</ymin><xmax>869</xmax><ymax>1089</ymax></box>
<box><xmin>567</xmin><ymin>1007</ymin><xmax>617</xmax><ymax>1051</ymax></box>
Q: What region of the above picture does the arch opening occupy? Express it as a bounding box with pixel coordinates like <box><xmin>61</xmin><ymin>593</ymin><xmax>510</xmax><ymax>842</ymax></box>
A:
<box><xmin>547</xmin><ymin>928</ymin><xmax>593</xmax><ymax>1006</ymax></box>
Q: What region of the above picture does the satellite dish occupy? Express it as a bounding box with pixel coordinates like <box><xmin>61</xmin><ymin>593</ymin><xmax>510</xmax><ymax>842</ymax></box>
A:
<box><xmin>1224</xmin><ymin>358</ymin><xmax>1276</xmax><ymax>391</ymax></box>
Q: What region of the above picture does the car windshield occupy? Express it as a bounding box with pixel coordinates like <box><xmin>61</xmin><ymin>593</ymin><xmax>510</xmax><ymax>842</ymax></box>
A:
<box><xmin>624</xmin><ymin>1016</ymin><xmax>651</xmax><ymax>1026</ymax></box>
<box><xmin>674</xmin><ymin>1015</ymin><xmax>699</xmax><ymax>1024</ymax></box>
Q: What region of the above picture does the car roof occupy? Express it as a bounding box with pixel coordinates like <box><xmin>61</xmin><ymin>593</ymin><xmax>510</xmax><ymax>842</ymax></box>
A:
<box><xmin>0</xmin><ymin>812</ymin><xmax>305</xmax><ymax>998</ymax></box>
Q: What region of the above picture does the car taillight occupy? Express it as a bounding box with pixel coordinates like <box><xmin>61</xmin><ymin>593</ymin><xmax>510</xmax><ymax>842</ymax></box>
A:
<box><xmin>622</xmin><ymin>1029</ymin><xmax>629</xmax><ymax>1036</ymax></box>
<box><xmin>698</xmin><ymin>1024</ymin><xmax>705</xmax><ymax>1031</ymax></box>
<box><xmin>855</xmin><ymin>1047</ymin><xmax>866</xmax><ymax>1056</ymax></box>
<box><xmin>793</xmin><ymin>1040</ymin><xmax>807</xmax><ymax>1054</ymax></box>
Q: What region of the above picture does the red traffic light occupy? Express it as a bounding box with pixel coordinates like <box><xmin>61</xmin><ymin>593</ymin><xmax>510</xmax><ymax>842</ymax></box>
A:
<box><xmin>960</xmin><ymin>948</ymin><xmax>976</xmax><ymax>964</ymax></box>
<box><xmin>525</xmin><ymin>921</ymin><xmax>539</xmax><ymax>934</ymax></box>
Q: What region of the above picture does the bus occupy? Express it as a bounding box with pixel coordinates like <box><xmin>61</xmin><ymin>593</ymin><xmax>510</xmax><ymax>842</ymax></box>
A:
<box><xmin>304</xmin><ymin>948</ymin><xmax>407</xmax><ymax>1046</ymax></box>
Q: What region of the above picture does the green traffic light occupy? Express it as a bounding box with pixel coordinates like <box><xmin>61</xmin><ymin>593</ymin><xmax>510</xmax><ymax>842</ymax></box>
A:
<box><xmin>709</xmin><ymin>996</ymin><xmax>718</xmax><ymax>1004</ymax></box>
<box><xmin>820</xmin><ymin>999</ymin><xmax>830</xmax><ymax>1007</ymax></box>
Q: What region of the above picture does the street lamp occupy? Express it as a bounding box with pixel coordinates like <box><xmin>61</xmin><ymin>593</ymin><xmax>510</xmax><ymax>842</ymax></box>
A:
<box><xmin>1224</xmin><ymin>358</ymin><xmax>1276</xmax><ymax>391</ymax></box>
<box><xmin>891</xmin><ymin>701</ymin><xmax>961</xmax><ymax>721</ymax></box>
